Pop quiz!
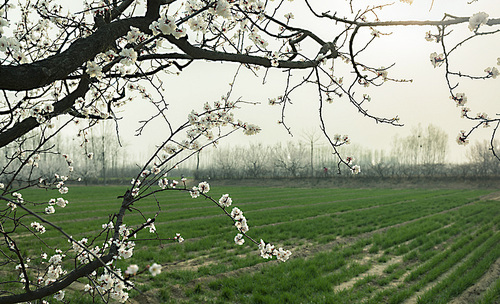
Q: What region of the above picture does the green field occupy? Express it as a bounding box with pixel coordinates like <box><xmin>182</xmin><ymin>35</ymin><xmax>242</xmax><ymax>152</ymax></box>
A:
<box><xmin>6</xmin><ymin>185</ymin><xmax>500</xmax><ymax>303</ymax></box>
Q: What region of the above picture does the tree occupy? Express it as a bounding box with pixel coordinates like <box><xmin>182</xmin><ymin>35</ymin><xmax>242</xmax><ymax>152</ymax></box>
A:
<box><xmin>391</xmin><ymin>124</ymin><xmax>448</xmax><ymax>175</ymax></box>
<box><xmin>466</xmin><ymin>140</ymin><xmax>500</xmax><ymax>175</ymax></box>
<box><xmin>301</xmin><ymin>129</ymin><xmax>322</xmax><ymax>177</ymax></box>
<box><xmin>273</xmin><ymin>141</ymin><xmax>308</xmax><ymax>177</ymax></box>
<box><xmin>1</xmin><ymin>0</ymin><xmax>499</xmax><ymax>302</ymax></box>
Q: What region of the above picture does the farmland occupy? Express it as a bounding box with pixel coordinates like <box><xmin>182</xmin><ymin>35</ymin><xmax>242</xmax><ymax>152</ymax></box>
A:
<box><xmin>6</xmin><ymin>185</ymin><xmax>500</xmax><ymax>303</ymax></box>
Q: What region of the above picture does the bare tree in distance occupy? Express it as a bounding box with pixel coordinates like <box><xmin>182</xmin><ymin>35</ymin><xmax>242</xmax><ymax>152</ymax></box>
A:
<box><xmin>466</xmin><ymin>140</ymin><xmax>500</xmax><ymax>175</ymax></box>
<box><xmin>0</xmin><ymin>0</ymin><xmax>500</xmax><ymax>302</ymax></box>
<box><xmin>301</xmin><ymin>128</ymin><xmax>323</xmax><ymax>177</ymax></box>
<box><xmin>392</xmin><ymin>124</ymin><xmax>448</xmax><ymax>163</ymax></box>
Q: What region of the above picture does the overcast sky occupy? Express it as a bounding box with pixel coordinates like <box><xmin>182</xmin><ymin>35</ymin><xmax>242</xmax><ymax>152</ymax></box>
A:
<box><xmin>112</xmin><ymin>0</ymin><xmax>500</xmax><ymax>164</ymax></box>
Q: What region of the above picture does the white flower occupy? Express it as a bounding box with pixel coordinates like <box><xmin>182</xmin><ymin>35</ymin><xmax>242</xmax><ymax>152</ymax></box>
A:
<box><xmin>145</xmin><ymin>218</ymin><xmax>156</xmax><ymax>233</ymax></box>
<box><xmin>0</xmin><ymin>36</ymin><xmax>7</xmax><ymax>52</ymax></box>
<box><xmin>125</xmin><ymin>264</ymin><xmax>139</xmax><ymax>275</ymax></box>
<box><xmin>119</xmin><ymin>48</ymin><xmax>137</xmax><ymax>66</ymax></box>
<box><xmin>99</xmin><ymin>274</ymin><xmax>114</xmax><ymax>290</ymax></box>
<box><xmin>231</xmin><ymin>207</ymin><xmax>242</xmax><ymax>220</ymax></box>
<box><xmin>276</xmin><ymin>248</ymin><xmax>292</xmax><ymax>262</ymax></box>
<box><xmin>48</xmin><ymin>254</ymin><xmax>63</xmax><ymax>265</ymax></box>
<box><xmin>152</xmin><ymin>166</ymin><xmax>161</xmax><ymax>175</ymax></box>
<box><xmin>174</xmin><ymin>233</ymin><xmax>184</xmax><ymax>243</ymax></box>
<box><xmin>351</xmin><ymin>165</ymin><xmax>361</xmax><ymax>174</ymax></box>
<box><xmin>104</xmin><ymin>50</ymin><xmax>117</xmax><ymax>62</ymax></box>
<box><xmin>118</xmin><ymin>247</ymin><xmax>133</xmax><ymax>259</ymax></box>
<box><xmin>31</xmin><ymin>222</ymin><xmax>46</xmax><ymax>234</ymax></box>
<box><xmin>54</xmin><ymin>290</ymin><xmax>65</xmax><ymax>301</ymax></box>
<box><xmin>461</xmin><ymin>107</ymin><xmax>470</xmax><ymax>118</ymax></box>
<box><xmin>485</xmin><ymin>67</ymin><xmax>499</xmax><ymax>79</ymax></box>
<box><xmin>243</xmin><ymin>123</ymin><xmax>261</xmax><ymax>135</ymax></box>
<box><xmin>188</xmin><ymin>17</ymin><xmax>207</xmax><ymax>33</ymax></box>
<box><xmin>469</xmin><ymin>12</ymin><xmax>489</xmax><ymax>32</ymax></box>
<box><xmin>126</xmin><ymin>26</ymin><xmax>143</xmax><ymax>43</ymax></box>
<box><xmin>56</xmin><ymin>198</ymin><xmax>68</xmax><ymax>208</ymax></box>
<box><xmin>149</xmin><ymin>263</ymin><xmax>162</xmax><ymax>276</ymax></box>
<box><xmin>430</xmin><ymin>52</ymin><xmax>444</xmax><ymax>68</ymax></box>
<box><xmin>451</xmin><ymin>93</ymin><xmax>467</xmax><ymax>107</ymax></box>
<box><xmin>198</xmin><ymin>181</ymin><xmax>210</xmax><ymax>193</ymax></box>
<box><xmin>258</xmin><ymin>239</ymin><xmax>274</xmax><ymax>259</ymax></box>
<box><xmin>214</xmin><ymin>0</ymin><xmax>232</xmax><ymax>19</ymax></box>
<box><xmin>86</xmin><ymin>61</ymin><xmax>103</xmax><ymax>79</ymax></box>
<box><xmin>0</xmin><ymin>183</ymin><xmax>4</xmax><ymax>189</ymax></box>
<box><xmin>58</xmin><ymin>186</ymin><xmax>68</xmax><ymax>194</ymax></box>
<box><xmin>457</xmin><ymin>130</ymin><xmax>469</xmax><ymax>145</ymax></box>
<box><xmin>190</xmin><ymin>187</ymin><xmax>200</xmax><ymax>198</ymax></box>
<box><xmin>218</xmin><ymin>194</ymin><xmax>232</xmax><ymax>207</ymax></box>
<box><xmin>45</xmin><ymin>206</ymin><xmax>55</xmax><ymax>214</ymax></box>
<box><xmin>371</xmin><ymin>29</ymin><xmax>381</xmax><ymax>37</ymax></box>
<box><xmin>234</xmin><ymin>233</ymin><xmax>245</xmax><ymax>245</ymax></box>
<box><xmin>424</xmin><ymin>31</ymin><xmax>434</xmax><ymax>42</ymax></box>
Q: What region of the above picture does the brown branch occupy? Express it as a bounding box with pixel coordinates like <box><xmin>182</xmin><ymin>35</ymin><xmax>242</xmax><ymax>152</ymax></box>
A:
<box><xmin>0</xmin><ymin>78</ymin><xmax>90</xmax><ymax>148</ymax></box>
<box><xmin>322</xmin><ymin>13</ymin><xmax>500</xmax><ymax>28</ymax></box>
<box><xmin>0</xmin><ymin>17</ymin><xmax>153</xmax><ymax>91</ymax></box>
<box><xmin>164</xmin><ymin>35</ymin><xmax>318</xmax><ymax>69</ymax></box>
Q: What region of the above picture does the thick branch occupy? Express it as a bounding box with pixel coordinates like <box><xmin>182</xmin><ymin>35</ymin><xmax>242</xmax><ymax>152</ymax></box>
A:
<box><xmin>165</xmin><ymin>36</ymin><xmax>318</xmax><ymax>69</ymax></box>
<box><xmin>0</xmin><ymin>78</ymin><xmax>90</xmax><ymax>148</ymax></box>
<box><xmin>0</xmin><ymin>17</ymin><xmax>153</xmax><ymax>91</ymax></box>
<box><xmin>0</xmin><ymin>253</ymin><xmax>115</xmax><ymax>304</ymax></box>
<box><xmin>322</xmin><ymin>13</ymin><xmax>500</xmax><ymax>28</ymax></box>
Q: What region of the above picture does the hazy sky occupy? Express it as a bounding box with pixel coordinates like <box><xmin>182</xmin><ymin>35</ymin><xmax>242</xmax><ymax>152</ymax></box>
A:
<box><xmin>112</xmin><ymin>0</ymin><xmax>500</xmax><ymax>164</ymax></box>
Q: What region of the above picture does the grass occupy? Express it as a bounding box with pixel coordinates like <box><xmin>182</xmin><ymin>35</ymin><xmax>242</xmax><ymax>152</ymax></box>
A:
<box><xmin>4</xmin><ymin>185</ymin><xmax>500</xmax><ymax>303</ymax></box>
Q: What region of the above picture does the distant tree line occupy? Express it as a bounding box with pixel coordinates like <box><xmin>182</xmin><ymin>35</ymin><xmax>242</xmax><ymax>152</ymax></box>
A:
<box><xmin>4</xmin><ymin>124</ymin><xmax>498</xmax><ymax>186</ymax></box>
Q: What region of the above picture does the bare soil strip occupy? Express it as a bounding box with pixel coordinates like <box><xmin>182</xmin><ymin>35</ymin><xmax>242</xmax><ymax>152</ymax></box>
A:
<box><xmin>333</xmin><ymin>249</ymin><xmax>402</xmax><ymax>293</ymax></box>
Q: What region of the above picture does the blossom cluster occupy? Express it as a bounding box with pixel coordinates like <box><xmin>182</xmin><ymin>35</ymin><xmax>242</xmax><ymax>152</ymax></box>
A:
<box><xmin>231</xmin><ymin>207</ymin><xmax>249</xmax><ymax>234</ymax></box>
<box><xmin>96</xmin><ymin>268</ymin><xmax>132</xmax><ymax>302</ymax></box>
<box><xmin>36</xmin><ymin>250</ymin><xmax>68</xmax><ymax>286</ymax></box>
<box><xmin>30</xmin><ymin>221</ymin><xmax>46</xmax><ymax>234</ymax></box>
<box><xmin>430</xmin><ymin>52</ymin><xmax>445</xmax><ymax>68</ymax></box>
<box><xmin>456</xmin><ymin>130</ymin><xmax>469</xmax><ymax>146</ymax></box>
<box><xmin>188</xmin><ymin>181</ymin><xmax>291</xmax><ymax>261</ymax></box>
<box><xmin>333</xmin><ymin>134</ymin><xmax>351</xmax><ymax>145</ymax></box>
<box><xmin>150</xmin><ymin>15</ymin><xmax>186</xmax><ymax>39</ymax></box>
<box><xmin>259</xmin><ymin>239</ymin><xmax>292</xmax><ymax>262</ymax></box>
<box><xmin>469</xmin><ymin>12</ymin><xmax>489</xmax><ymax>32</ymax></box>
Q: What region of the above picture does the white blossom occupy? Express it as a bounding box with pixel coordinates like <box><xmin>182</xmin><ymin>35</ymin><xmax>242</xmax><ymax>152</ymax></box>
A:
<box><xmin>351</xmin><ymin>165</ymin><xmax>361</xmax><ymax>174</ymax></box>
<box><xmin>218</xmin><ymin>194</ymin><xmax>232</xmax><ymax>207</ymax></box>
<box><xmin>430</xmin><ymin>52</ymin><xmax>444</xmax><ymax>68</ymax></box>
<box><xmin>469</xmin><ymin>12</ymin><xmax>489</xmax><ymax>32</ymax></box>
<box><xmin>45</xmin><ymin>206</ymin><xmax>55</xmax><ymax>214</ymax></box>
<box><xmin>234</xmin><ymin>233</ymin><xmax>245</xmax><ymax>245</ymax></box>
<box><xmin>30</xmin><ymin>222</ymin><xmax>46</xmax><ymax>234</ymax></box>
<box><xmin>125</xmin><ymin>264</ymin><xmax>139</xmax><ymax>275</ymax></box>
<box><xmin>119</xmin><ymin>48</ymin><xmax>137</xmax><ymax>66</ymax></box>
<box><xmin>54</xmin><ymin>290</ymin><xmax>65</xmax><ymax>301</ymax></box>
<box><xmin>485</xmin><ymin>67</ymin><xmax>499</xmax><ymax>79</ymax></box>
<box><xmin>56</xmin><ymin>198</ymin><xmax>68</xmax><ymax>208</ymax></box>
<box><xmin>198</xmin><ymin>181</ymin><xmax>210</xmax><ymax>193</ymax></box>
<box><xmin>86</xmin><ymin>60</ymin><xmax>103</xmax><ymax>79</ymax></box>
<box><xmin>149</xmin><ymin>263</ymin><xmax>162</xmax><ymax>276</ymax></box>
